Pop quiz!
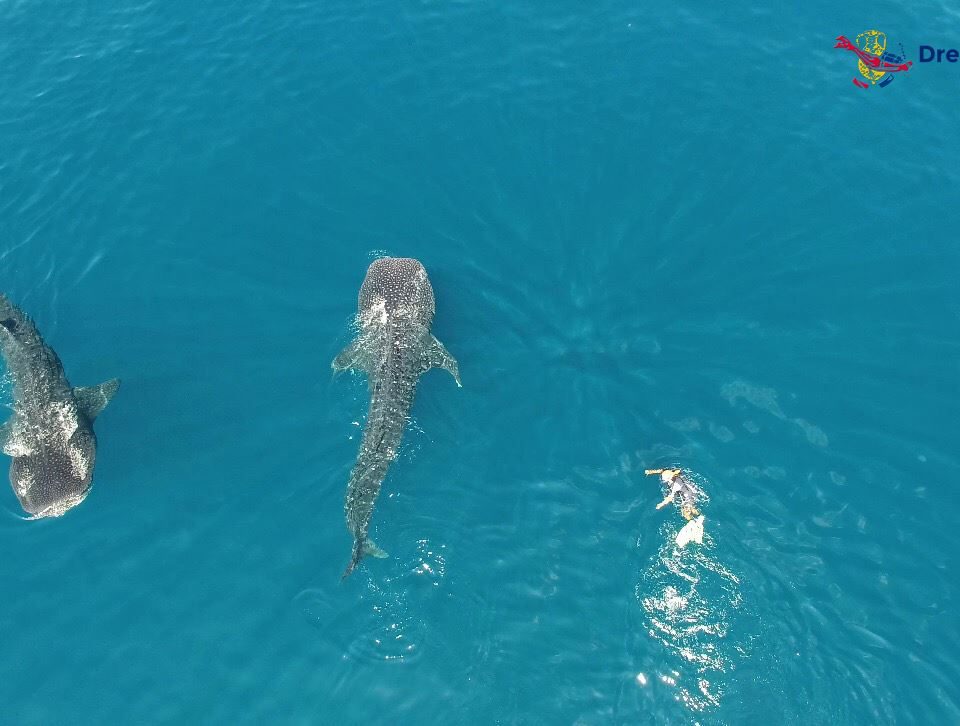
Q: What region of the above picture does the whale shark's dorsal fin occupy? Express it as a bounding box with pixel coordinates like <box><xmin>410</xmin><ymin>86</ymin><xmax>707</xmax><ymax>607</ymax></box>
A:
<box><xmin>332</xmin><ymin>339</ymin><xmax>372</xmax><ymax>375</ymax></box>
<box><xmin>74</xmin><ymin>378</ymin><xmax>121</xmax><ymax>422</ymax></box>
<box><xmin>421</xmin><ymin>335</ymin><xmax>461</xmax><ymax>386</ymax></box>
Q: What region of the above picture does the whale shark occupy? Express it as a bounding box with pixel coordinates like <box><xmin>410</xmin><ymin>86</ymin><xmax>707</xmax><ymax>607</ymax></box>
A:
<box><xmin>333</xmin><ymin>257</ymin><xmax>460</xmax><ymax>578</ymax></box>
<box><xmin>0</xmin><ymin>294</ymin><xmax>120</xmax><ymax>518</ymax></box>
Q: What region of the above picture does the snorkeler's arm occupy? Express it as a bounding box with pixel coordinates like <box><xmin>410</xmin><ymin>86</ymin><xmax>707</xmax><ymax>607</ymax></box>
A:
<box><xmin>655</xmin><ymin>493</ymin><xmax>674</xmax><ymax>509</ymax></box>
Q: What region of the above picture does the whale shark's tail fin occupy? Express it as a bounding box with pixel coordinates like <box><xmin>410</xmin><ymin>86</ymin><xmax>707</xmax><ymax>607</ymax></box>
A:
<box><xmin>341</xmin><ymin>537</ymin><xmax>389</xmax><ymax>580</ymax></box>
<box><xmin>74</xmin><ymin>378</ymin><xmax>121</xmax><ymax>421</ymax></box>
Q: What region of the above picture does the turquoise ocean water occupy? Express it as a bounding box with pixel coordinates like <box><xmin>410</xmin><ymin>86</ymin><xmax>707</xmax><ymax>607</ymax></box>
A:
<box><xmin>1</xmin><ymin>1</ymin><xmax>958</xmax><ymax>723</ymax></box>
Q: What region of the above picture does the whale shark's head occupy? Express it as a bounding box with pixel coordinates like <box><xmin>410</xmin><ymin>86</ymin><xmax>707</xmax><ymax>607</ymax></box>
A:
<box><xmin>358</xmin><ymin>257</ymin><xmax>436</xmax><ymax>325</ymax></box>
<box><xmin>9</xmin><ymin>424</ymin><xmax>97</xmax><ymax>518</ymax></box>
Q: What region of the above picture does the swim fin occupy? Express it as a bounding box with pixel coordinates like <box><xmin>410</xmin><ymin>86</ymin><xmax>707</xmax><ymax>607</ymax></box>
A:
<box><xmin>675</xmin><ymin>516</ymin><xmax>705</xmax><ymax>547</ymax></box>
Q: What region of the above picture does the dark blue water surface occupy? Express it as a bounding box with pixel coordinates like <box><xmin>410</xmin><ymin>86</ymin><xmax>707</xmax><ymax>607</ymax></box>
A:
<box><xmin>2</xmin><ymin>1</ymin><xmax>958</xmax><ymax>723</ymax></box>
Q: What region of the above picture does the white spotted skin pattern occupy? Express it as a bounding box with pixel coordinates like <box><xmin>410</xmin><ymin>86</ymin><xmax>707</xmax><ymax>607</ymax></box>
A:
<box><xmin>342</xmin><ymin>258</ymin><xmax>437</xmax><ymax>576</ymax></box>
<box><xmin>0</xmin><ymin>295</ymin><xmax>99</xmax><ymax>518</ymax></box>
<box><xmin>358</xmin><ymin>257</ymin><xmax>435</xmax><ymax>327</ymax></box>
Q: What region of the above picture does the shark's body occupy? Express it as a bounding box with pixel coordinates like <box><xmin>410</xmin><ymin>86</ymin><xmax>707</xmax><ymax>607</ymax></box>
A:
<box><xmin>333</xmin><ymin>258</ymin><xmax>460</xmax><ymax>578</ymax></box>
<box><xmin>0</xmin><ymin>295</ymin><xmax>119</xmax><ymax>518</ymax></box>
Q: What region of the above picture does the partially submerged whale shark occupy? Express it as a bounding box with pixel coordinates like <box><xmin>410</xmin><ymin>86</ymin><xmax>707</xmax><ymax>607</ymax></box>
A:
<box><xmin>333</xmin><ymin>257</ymin><xmax>460</xmax><ymax>578</ymax></box>
<box><xmin>0</xmin><ymin>294</ymin><xmax>119</xmax><ymax>518</ymax></box>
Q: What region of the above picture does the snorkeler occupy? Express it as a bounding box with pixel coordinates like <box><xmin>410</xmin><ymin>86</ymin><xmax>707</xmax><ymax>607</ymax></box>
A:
<box><xmin>646</xmin><ymin>468</ymin><xmax>705</xmax><ymax>547</ymax></box>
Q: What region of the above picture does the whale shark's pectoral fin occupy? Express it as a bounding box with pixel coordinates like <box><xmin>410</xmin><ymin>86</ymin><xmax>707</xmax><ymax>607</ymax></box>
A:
<box><xmin>332</xmin><ymin>339</ymin><xmax>371</xmax><ymax>375</ymax></box>
<box><xmin>0</xmin><ymin>419</ymin><xmax>32</xmax><ymax>457</ymax></box>
<box><xmin>0</xmin><ymin>419</ymin><xmax>16</xmax><ymax>456</ymax></box>
<box><xmin>74</xmin><ymin>378</ymin><xmax>121</xmax><ymax>422</ymax></box>
<box><xmin>0</xmin><ymin>420</ymin><xmax>10</xmax><ymax>452</ymax></box>
<box><xmin>422</xmin><ymin>335</ymin><xmax>461</xmax><ymax>386</ymax></box>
